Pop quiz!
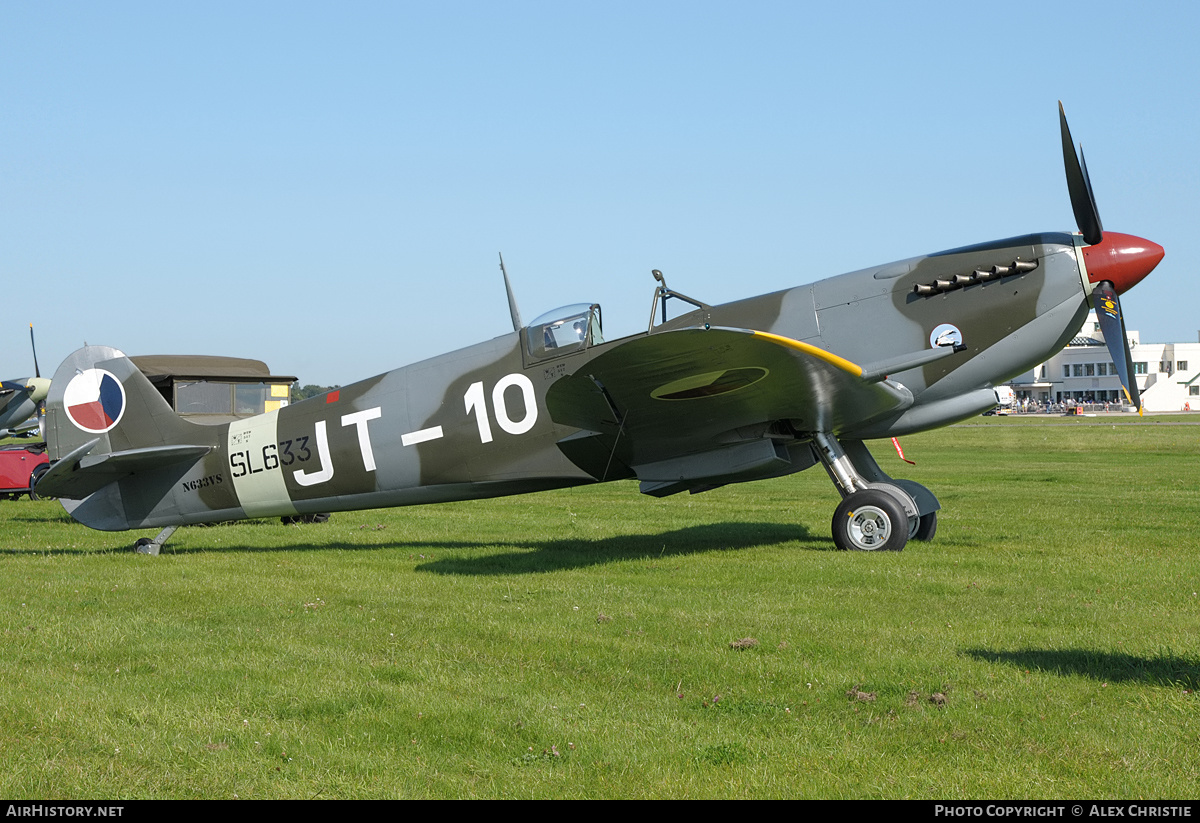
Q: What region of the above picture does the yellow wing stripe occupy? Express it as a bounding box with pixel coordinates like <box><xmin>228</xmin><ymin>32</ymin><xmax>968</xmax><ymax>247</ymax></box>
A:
<box><xmin>751</xmin><ymin>331</ymin><xmax>864</xmax><ymax>377</ymax></box>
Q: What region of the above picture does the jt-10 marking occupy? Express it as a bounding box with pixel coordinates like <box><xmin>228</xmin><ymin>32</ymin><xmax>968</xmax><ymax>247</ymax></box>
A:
<box><xmin>36</xmin><ymin>104</ymin><xmax>1163</xmax><ymax>554</ymax></box>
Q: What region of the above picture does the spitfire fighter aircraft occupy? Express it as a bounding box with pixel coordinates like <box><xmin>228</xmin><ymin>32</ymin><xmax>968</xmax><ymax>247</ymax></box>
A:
<box><xmin>0</xmin><ymin>326</ymin><xmax>50</xmax><ymax>438</ymax></box>
<box><xmin>35</xmin><ymin>104</ymin><xmax>1164</xmax><ymax>553</ymax></box>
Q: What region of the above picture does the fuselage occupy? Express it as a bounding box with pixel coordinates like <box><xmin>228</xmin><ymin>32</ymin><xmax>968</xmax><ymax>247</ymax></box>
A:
<box><xmin>58</xmin><ymin>231</ymin><xmax>1109</xmax><ymax>531</ymax></box>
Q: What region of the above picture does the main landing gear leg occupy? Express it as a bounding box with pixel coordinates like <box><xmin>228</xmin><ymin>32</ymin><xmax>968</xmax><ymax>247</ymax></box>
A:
<box><xmin>811</xmin><ymin>433</ymin><xmax>940</xmax><ymax>552</ymax></box>
<box><xmin>134</xmin><ymin>526</ymin><xmax>178</xmax><ymax>556</ymax></box>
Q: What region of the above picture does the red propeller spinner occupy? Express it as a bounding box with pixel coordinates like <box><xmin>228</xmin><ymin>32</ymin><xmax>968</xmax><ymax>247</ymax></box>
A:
<box><xmin>1082</xmin><ymin>231</ymin><xmax>1164</xmax><ymax>295</ymax></box>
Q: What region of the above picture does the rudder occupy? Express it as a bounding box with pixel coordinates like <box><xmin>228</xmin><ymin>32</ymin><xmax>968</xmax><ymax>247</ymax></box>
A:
<box><xmin>37</xmin><ymin>346</ymin><xmax>213</xmax><ymax>511</ymax></box>
<box><xmin>45</xmin><ymin>346</ymin><xmax>199</xmax><ymax>461</ymax></box>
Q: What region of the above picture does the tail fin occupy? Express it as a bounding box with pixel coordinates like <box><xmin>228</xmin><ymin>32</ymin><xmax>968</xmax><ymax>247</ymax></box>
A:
<box><xmin>39</xmin><ymin>346</ymin><xmax>211</xmax><ymax>501</ymax></box>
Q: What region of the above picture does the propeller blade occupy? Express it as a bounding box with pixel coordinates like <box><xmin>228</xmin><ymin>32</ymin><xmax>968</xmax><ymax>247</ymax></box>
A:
<box><xmin>30</xmin><ymin>324</ymin><xmax>40</xmax><ymax>379</ymax></box>
<box><xmin>1059</xmin><ymin>101</ymin><xmax>1104</xmax><ymax>246</ymax></box>
<box><xmin>1092</xmin><ymin>282</ymin><xmax>1141</xmax><ymax>412</ymax></box>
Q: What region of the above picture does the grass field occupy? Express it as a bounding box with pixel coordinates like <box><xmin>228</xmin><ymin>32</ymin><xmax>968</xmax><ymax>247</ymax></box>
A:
<box><xmin>1</xmin><ymin>416</ymin><xmax>1197</xmax><ymax>798</ymax></box>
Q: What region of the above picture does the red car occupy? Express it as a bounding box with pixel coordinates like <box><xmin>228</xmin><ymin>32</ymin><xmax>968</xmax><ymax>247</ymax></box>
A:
<box><xmin>0</xmin><ymin>444</ymin><xmax>49</xmax><ymax>500</ymax></box>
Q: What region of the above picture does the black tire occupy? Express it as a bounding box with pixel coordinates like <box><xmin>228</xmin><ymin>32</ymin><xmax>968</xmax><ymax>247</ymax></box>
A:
<box><xmin>28</xmin><ymin>463</ymin><xmax>50</xmax><ymax>501</ymax></box>
<box><xmin>831</xmin><ymin>489</ymin><xmax>908</xmax><ymax>552</ymax></box>
<box><xmin>912</xmin><ymin>511</ymin><xmax>937</xmax><ymax>542</ymax></box>
<box><xmin>281</xmin><ymin>513</ymin><xmax>331</xmax><ymax>525</ymax></box>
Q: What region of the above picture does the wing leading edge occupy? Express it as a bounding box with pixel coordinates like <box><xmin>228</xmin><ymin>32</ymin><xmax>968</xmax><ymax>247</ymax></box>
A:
<box><xmin>545</xmin><ymin>327</ymin><xmax>913</xmax><ymax>493</ymax></box>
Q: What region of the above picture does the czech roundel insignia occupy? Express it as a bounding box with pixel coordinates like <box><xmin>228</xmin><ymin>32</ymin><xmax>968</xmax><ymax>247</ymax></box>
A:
<box><xmin>64</xmin><ymin>369</ymin><xmax>127</xmax><ymax>433</ymax></box>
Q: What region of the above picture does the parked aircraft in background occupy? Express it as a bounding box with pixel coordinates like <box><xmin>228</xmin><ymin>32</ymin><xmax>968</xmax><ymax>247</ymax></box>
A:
<box><xmin>0</xmin><ymin>326</ymin><xmax>49</xmax><ymax>438</ymax></box>
<box><xmin>34</xmin><ymin>104</ymin><xmax>1163</xmax><ymax>553</ymax></box>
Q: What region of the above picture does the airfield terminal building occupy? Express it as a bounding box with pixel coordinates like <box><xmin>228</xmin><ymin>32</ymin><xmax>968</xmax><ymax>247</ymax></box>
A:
<box><xmin>1007</xmin><ymin>311</ymin><xmax>1200</xmax><ymax>412</ymax></box>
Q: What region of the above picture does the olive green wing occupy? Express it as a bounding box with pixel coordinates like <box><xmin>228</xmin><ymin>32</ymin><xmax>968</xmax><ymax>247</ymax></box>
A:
<box><xmin>545</xmin><ymin>327</ymin><xmax>912</xmax><ymax>486</ymax></box>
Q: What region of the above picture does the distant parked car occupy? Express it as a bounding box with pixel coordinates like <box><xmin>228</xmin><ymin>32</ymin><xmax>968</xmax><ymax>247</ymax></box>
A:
<box><xmin>0</xmin><ymin>443</ymin><xmax>49</xmax><ymax>500</ymax></box>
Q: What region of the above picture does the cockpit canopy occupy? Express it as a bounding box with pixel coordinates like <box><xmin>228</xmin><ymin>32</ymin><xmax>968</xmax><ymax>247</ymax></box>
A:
<box><xmin>524</xmin><ymin>303</ymin><xmax>603</xmax><ymax>360</ymax></box>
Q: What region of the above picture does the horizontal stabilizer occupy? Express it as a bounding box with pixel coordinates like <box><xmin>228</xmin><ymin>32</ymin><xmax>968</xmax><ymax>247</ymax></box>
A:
<box><xmin>36</xmin><ymin>441</ymin><xmax>211</xmax><ymax>500</ymax></box>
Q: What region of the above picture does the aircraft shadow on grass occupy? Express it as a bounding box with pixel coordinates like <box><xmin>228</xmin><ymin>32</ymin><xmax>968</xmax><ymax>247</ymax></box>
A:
<box><xmin>965</xmin><ymin>648</ymin><xmax>1200</xmax><ymax>690</ymax></box>
<box><xmin>0</xmin><ymin>519</ymin><xmax>824</xmax><ymax>563</ymax></box>
<box><xmin>412</xmin><ymin>521</ymin><xmax>828</xmax><ymax>575</ymax></box>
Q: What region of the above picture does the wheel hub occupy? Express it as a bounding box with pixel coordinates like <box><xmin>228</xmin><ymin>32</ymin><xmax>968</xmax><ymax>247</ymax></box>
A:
<box><xmin>848</xmin><ymin>506</ymin><xmax>892</xmax><ymax>550</ymax></box>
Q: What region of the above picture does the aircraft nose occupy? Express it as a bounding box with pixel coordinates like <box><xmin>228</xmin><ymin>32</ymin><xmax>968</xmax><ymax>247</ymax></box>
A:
<box><xmin>1082</xmin><ymin>231</ymin><xmax>1164</xmax><ymax>294</ymax></box>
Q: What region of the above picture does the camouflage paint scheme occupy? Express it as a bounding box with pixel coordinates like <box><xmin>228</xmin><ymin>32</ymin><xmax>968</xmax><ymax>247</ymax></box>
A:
<box><xmin>39</xmin><ymin>235</ymin><xmax>1081</xmax><ymax>517</ymax></box>
<box><xmin>34</xmin><ymin>110</ymin><xmax>1163</xmax><ymax>552</ymax></box>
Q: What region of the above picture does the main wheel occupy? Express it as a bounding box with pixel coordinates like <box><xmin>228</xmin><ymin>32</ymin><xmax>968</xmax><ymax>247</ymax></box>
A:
<box><xmin>912</xmin><ymin>511</ymin><xmax>937</xmax><ymax>541</ymax></box>
<box><xmin>28</xmin><ymin>464</ymin><xmax>50</xmax><ymax>500</ymax></box>
<box><xmin>281</xmin><ymin>513</ymin><xmax>331</xmax><ymax>525</ymax></box>
<box><xmin>832</xmin><ymin>489</ymin><xmax>908</xmax><ymax>552</ymax></box>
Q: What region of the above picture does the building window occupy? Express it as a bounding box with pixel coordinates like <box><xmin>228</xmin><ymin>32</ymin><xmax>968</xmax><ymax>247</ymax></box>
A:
<box><xmin>1134</xmin><ymin>362</ymin><xmax>1148</xmax><ymax>374</ymax></box>
<box><xmin>1040</xmin><ymin>365</ymin><xmax>1047</xmax><ymax>379</ymax></box>
<box><xmin>1097</xmin><ymin>363</ymin><xmax>1108</xmax><ymax>376</ymax></box>
<box><xmin>1191</xmin><ymin>386</ymin><xmax>1199</xmax><ymax>396</ymax></box>
<box><xmin>1160</xmin><ymin>361</ymin><xmax>1171</xmax><ymax>373</ymax></box>
<box><xmin>1073</xmin><ymin>364</ymin><xmax>1084</xmax><ymax>377</ymax></box>
<box><xmin>1063</xmin><ymin>366</ymin><xmax>1071</xmax><ymax>378</ymax></box>
<box><xmin>175</xmin><ymin>381</ymin><xmax>233</xmax><ymax>415</ymax></box>
<box><xmin>1179</xmin><ymin>361</ymin><xmax>1188</xmax><ymax>372</ymax></box>
<box><xmin>1085</xmin><ymin>363</ymin><xmax>1095</xmax><ymax>376</ymax></box>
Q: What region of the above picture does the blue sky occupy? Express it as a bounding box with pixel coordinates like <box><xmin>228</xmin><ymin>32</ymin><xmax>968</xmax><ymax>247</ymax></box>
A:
<box><xmin>4</xmin><ymin>1</ymin><xmax>1197</xmax><ymax>385</ymax></box>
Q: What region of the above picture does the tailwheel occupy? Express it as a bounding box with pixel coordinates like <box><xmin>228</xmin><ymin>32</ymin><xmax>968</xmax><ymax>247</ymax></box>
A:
<box><xmin>132</xmin><ymin>526</ymin><xmax>178</xmax><ymax>555</ymax></box>
<box><xmin>832</xmin><ymin>489</ymin><xmax>908</xmax><ymax>552</ymax></box>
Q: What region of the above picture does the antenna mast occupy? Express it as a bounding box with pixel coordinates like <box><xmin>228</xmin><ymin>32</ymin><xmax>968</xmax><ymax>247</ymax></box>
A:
<box><xmin>499</xmin><ymin>253</ymin><xmax>523</xmax><ymax>332</ymax></box>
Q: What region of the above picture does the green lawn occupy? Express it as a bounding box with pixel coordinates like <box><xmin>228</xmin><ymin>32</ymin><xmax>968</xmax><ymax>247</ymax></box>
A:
<box><xmin>1</xmin><ymin>416</ymin><xmax>1197</xmax><ymax>798</ymax></box>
